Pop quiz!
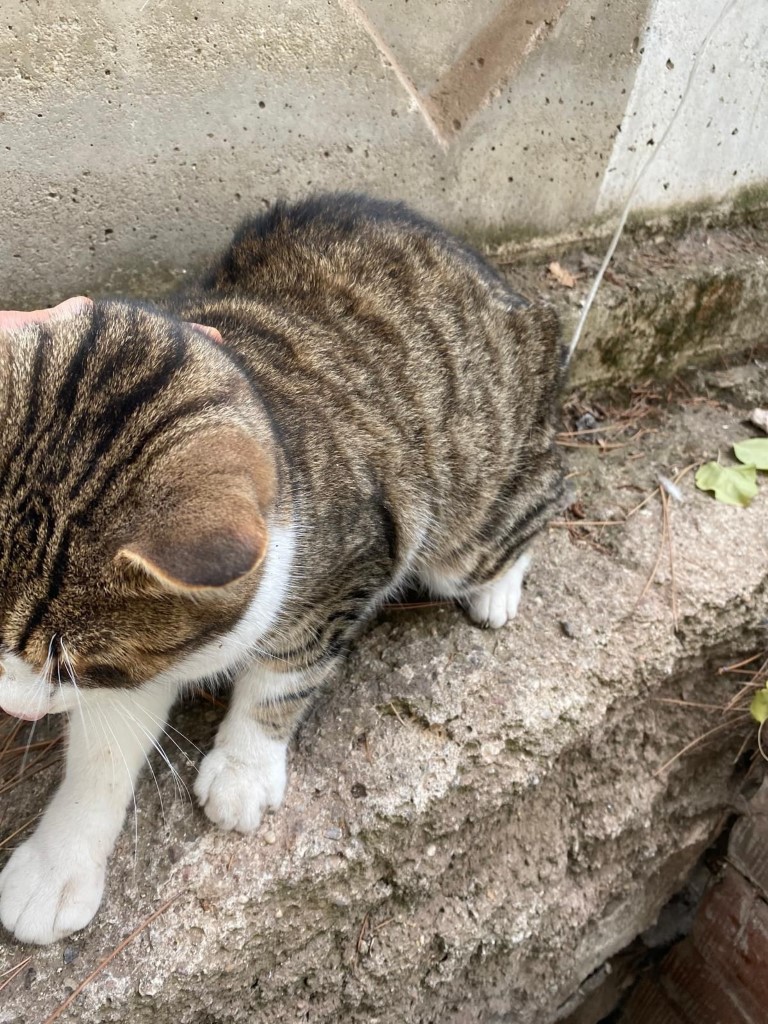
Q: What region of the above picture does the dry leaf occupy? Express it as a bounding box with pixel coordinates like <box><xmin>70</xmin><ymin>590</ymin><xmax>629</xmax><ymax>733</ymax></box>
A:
<box><xmin>548</xmin><ymin>261</ymin><xmax>576</xmax><ymax>288</ymax></box>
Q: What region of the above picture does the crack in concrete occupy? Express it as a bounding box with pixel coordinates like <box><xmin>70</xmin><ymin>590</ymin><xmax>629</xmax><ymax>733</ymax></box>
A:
<box><xmin>340</xmin><ymin>0</ymin><xmax>572</xmax><ymax>145</ymax></box>
<box><xmin>337</xmin><ymin>0</ymin><xmax>449</xmax><ymax>149</ymax></box>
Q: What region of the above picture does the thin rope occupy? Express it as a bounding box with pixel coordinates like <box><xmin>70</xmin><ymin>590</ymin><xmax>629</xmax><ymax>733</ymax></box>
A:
<box><xmin>567</xmin><ymin>0</ymin><xmax>741</xmax><ymax>364</ymax></box>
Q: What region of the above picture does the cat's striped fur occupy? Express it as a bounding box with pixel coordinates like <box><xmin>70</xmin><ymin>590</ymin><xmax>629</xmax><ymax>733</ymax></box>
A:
<box><xmin>171</xmin><ymin>194</ymin><xmax>565</xmax><ymax>682</ymax></box>
<box><xmin>0</xmin><ymin>194</ymin><xmax>564</xmax><ymax>943</ymax></box>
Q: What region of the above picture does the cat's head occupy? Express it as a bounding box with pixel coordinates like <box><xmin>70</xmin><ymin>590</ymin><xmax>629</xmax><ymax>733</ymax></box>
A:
<box><xmin>0</xmin><ymin>297</ymin><xmax>279</xmax><ymax>720</ymax></box>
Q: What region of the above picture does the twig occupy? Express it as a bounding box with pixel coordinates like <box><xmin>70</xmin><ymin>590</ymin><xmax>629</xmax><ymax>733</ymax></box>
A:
<box><xmin>387</xmin><ymin>702</ymin><xmax>406</xmax><ymax>726</ymax></box>
<box><xmin>654</xmin><ymin>718</ymin><xmax>748</xmax><ymax>776</ymax></box>
<box><xmin>0</xmin><ymin>717</ymin><xmax>24</xmax><ymax>755</ymax></box>
<box><xmin>0</xmin><ymin>814</ymin><xmax>40</xmax><ymax>852</ymax></box>
<box><xmin>723</xmin><ymin>664</ymin><xmax>768</xmax><ymax>712</ymax></box>
<box><xmin>556</xmin><ymin>439</ymin><xmax>629</xmax><ymax>450</ymax></box>
<box><xmin>625</xmin><ymin>463</ymin><xmax>697</xmax><ymax>523</ymax></box>
<box><xmin>758</xmin><ymin>720</ymin><xmax>767</xmax><ymax>764</ymax></box>
<box><xmin>0</xmin><ymin>738</ymin><xmax>63</xmax><ymax>761</ymax></box>
<box><xmin>566</xmin><ymin>0</ymin><xmax>740</xmax><ymax>362</ymax></box>
<box><xmin>719</xmin><ymin>652</ymin><xmax>764</xmax><ymax>673</ymax></box>
<box><xmin>549</xmin><ymin>519</ymin><xmax>626</xmax><ymax>528</ymax></box>
<box><xmin>41</xmin><ymin>894</ymin><xmax>179</xmax><ymax>1024</ymax></box>
<box><xmin>0</xmin><ymin>755</ymin><xmax>62</xmax><ymax>796</ymax></box>
<box><xmin>355</xmin><ymin>911</ymin><xmax>371</xmax><ymax>957</ymax></box>
<box><xmin>638</xmin><ymin>496</ymin><xmax>668</xmax><ymax>604</ymax></box>
<box><xmin>660</xmin><ymin>487</ymin><xmax>679</xmax><ymax>630</ymax></box>
<box><xmin>719</xmin><ymin>651</ymin><xmax>768</xmax><ymax>675</ymax></box>
<box><xmin>0</xmin><ymin>955</ymin><xmax>32</xmax><ymax>994</ymax></box>
<box><xmin>652</xmin><ymin>698</ymin><xmax>743</xmax><ymax>713</ymax></box>
<box><xmin>625</xmin><ymin>485</ymin><xmax>661</xmax><ymax>520</ymax></box>
<box><xmin>384</xmin><ymin>600</ymin><xmax>452</xmax><ymax>610</ymax></box>
<box><xmin>733</xmin><ymin>729</ymin><xmax>755</xmax><ymax>766</ymax></box>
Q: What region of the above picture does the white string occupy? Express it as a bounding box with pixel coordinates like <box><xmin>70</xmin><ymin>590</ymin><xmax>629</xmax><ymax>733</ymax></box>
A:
<box><xmin>567</xmin><ymin>0</ymin><xmax>741</xmax><ymax>364</ymax></box>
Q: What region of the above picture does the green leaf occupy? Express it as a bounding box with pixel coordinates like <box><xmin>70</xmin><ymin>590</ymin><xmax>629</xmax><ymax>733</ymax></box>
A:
<box><xmin>733</xmin><ymin>438</ymin><xmax>768</xmax><ymax>471</ymax></box>
<box><xmin>695</xmin><ymin>461</ymin><xmax>758</xmax><ymax>507</ymax></box>
<box><xmin>750</xmin><ymin>688</ymin><xmax>768</xmax><ymax>724</ymax></box>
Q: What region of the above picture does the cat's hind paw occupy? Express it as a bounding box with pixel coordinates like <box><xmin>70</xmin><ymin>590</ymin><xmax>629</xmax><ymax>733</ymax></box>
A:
<box><xmin>0</xmin><ymin>834</ymin><xmax>105</xmax><ymax>944</ymax></box>
<box><xmin>466</xmin><ymin>551</ymin><xmax>532</xmax><ymax>629</ymax></box>
<box><xmin>194</xmin><ymin>734</ymin><xmax>287</xmax><ymax>834</ymax></box>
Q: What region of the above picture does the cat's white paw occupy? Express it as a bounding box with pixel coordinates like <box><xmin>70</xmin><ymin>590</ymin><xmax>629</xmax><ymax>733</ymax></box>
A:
<box><xmin>0</xmin><ymin>834</ymin><xmax>105</xmax><ymax>944</ymax></box>
<box><xmin>467</xmin><ymin>551</ymin><xmax>532</xmax><ymax>629</ymax></box>
<box><xmin>194</xmin><ymin>737</ymin><xmax>287</xmax><ymax>834</ymax></box>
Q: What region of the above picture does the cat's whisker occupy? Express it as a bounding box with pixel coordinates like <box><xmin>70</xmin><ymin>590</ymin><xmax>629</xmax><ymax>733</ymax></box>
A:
<box><xmin>17</xmin><ymin>718</ymin><xmax>38</xmax><ymax>779</ymax></box>
<box><xmin>61</xmin><ymin>641</ymin><xmax>100</xmax><ymax>750</ymax></box>
<box><xmin>118</xmin><ymin>704</ymin><xmax>192</xmax><ymax>804</ymax></box>
<box><xmin>220</xmin><ymin>631</ymin><xmax>296</xmax><ymax>668</ymax></box>
<box><xmin>99</xmin><ymin>707</ymin><xmax>140</xmax><ymax>871</ymax></box>
<box><xmin>125</xmin><ymin>697</ymin><xmax>201</xmax><ymax>773</ymax></box>
<box><xmin>16</xmin><ymin>638</ymin><xmax>54</xmax><ymax>776</ymax></box>
<box><xmin>132</xmin><ymin>703</ymin><xmax>204</xmax><ymax>758</ymax></box>
<box><xmin>111</xmin><ymin>707</ymin><xmax>169</xmax><ymax>832</ymax></box>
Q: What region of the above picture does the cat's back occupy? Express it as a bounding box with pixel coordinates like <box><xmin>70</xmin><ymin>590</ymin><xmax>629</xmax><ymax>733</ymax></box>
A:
<box><xmin>201</xmin><ymin>193</ymin><xmax>520</xmax><ymax>315</ymax></box>
<box><xmin>181</xmin><ymin>193</ymin><xmax>563</xmax><ymax>477</ymax></box>
<box><xmin>172</xmin><ymin>193</ymin><xmax>566</xmax><ymax>617</ymax></box>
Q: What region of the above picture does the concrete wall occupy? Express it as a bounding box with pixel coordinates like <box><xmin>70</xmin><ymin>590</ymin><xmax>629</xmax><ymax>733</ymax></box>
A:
<box><xmin>1</xmin><ymin>0</ymin><xmax>766</xmax><ymax>306</ymax></box>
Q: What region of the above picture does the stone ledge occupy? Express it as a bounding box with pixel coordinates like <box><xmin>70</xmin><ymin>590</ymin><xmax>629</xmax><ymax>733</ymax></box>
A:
<box><xmin>495</xmin><ymin>206</ymin><xmax>768</xmax><ymax>390</ymax></box>
<box><xmin>1</xmin><ymin>394</ymin><xmax>767</xmax><ymax>1024</ymax></box>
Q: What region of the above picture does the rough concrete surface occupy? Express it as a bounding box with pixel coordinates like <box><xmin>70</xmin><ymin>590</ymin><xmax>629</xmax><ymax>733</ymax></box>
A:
<box><xmin>1</xmin><ymin>384</ymin><xmax>767</xmax><ymax>1023</ymax></box>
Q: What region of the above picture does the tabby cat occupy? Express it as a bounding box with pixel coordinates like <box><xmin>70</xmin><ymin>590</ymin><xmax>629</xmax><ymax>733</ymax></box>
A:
<box><xmin>0</xmin><ymin>194</ymin><xmax>564</xmax><ymax>944</ymax></box>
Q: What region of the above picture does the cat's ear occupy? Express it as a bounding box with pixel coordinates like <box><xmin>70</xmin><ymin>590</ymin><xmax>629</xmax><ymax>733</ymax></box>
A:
<box><xmin>0</xmin><ymin>296</ymin><xmax>92</xmax><ymax>333</ymax></box>
<box><xmin>116</xmin><ymin>428</ymin><xmax>274</xmax><ymax>592</ymax></box>
<box><xmin>117</xmin><ymin>502</ymin><xmax>267</xmax><ymax>590</ymax></box>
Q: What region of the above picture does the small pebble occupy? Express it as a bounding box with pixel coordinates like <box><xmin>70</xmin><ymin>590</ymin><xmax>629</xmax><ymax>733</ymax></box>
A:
<box><xmin>168</xmin><ymin>843</ymin><xmax>185</xmax><ymax>864</ymax></box>
<box><xmin>575</xmin><ymin>412</ymin><xmax>599</xmax><ymax>436</ymax></box>
<box><xmin>426</xmin><ymin>844</ymin><xmax>437</xmax><ymax>857</ymax></box>
<box><xmin>62</xmin><ymin>946</ymin><xmax>79</xmax><ymax>966</ymax></box>
<box><xmin>263</xmin><ymin>830</ymin><xmax>276</xmax><ymax>845</ymax></box>
<box><xmin>560</xmin><ymin>620</ymin><xmax>576</xmax><ymax>639</ymax></box>
<box><xmin>324</xmin><ymin>827</ymin><xmax>343</xmax><ymax>841</ymax></box>
<box><xmin>350</xmin><ymin>782</ymin><xmax>367</xmax><ymax>799</ymax></box>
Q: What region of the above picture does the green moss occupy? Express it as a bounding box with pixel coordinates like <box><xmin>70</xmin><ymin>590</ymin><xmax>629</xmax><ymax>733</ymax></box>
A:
<box><xmin>732</xmin><ymin>180</ymin><xmax>768</xmax><ymax>213</ymax></box>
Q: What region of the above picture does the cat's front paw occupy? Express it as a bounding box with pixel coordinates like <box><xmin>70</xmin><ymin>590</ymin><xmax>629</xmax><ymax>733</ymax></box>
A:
<box><xmin>194</xmin><ymin>737</ymin><xmax>287</xmax><ymax>834</ymax></box>
<box><xmin>0</xmin><ymin>835</ymin><xmax>105</xmax><ymax>944</ymax></box>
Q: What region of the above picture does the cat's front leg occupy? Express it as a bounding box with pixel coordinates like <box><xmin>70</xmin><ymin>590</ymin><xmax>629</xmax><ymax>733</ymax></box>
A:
<box><xmin>0</xmin><ymin>679</ymin><xmax>179</xmax><ymax>944</ymax></box>
<box><xmin>195</xmin><ymin>664</ymin><xmax>322</xmax><ymax>833</ymax></box>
